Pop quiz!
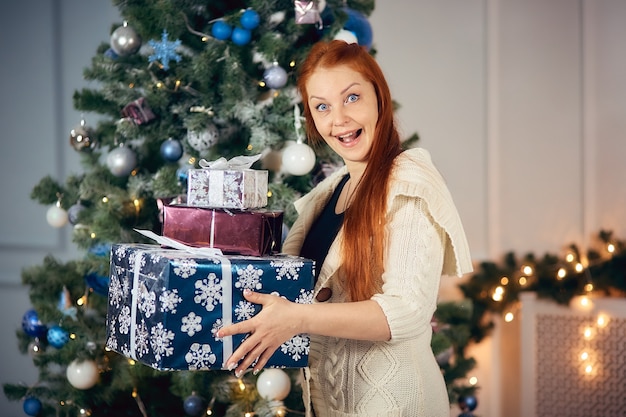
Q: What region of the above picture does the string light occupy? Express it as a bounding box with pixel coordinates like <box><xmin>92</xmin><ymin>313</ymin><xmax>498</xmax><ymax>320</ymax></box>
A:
<box><xmin>518</xmin><ymin>276</ymin><xmax>528</xmax><ymax>286</ymax></box>
<box><xmin>504</xmin><ymin>311</ymin><xmax>514</xmax><ymax>322</ymax></box>
<box><xmin>606</xmin><ymin>243</ymin><xmax>615</xmax><ymax>253</ymax></box>
<box><xmin>102</xmin><ymin>197</ymin><xmax>109</xmax><ymax>203</ymax></box>
<box><xmin>575</xmin><ymin>262</ymin><xmax>584</xmax><ymax>273</ymax></box>
<box><xmin>500</xmin><ymin>276</ymin><xmax>509</xmax><ymax>285</ymax></box>
<box><xmin>522</xmin><ymin>265</ymin><xmax>533</xmax><ymax>275</ymax></box>
<box><xmin>492</xmin><ymin>286</ymin><xmax>504</xmax><ymax>301</ymax></box>
<box><xmin>468</xmin><ymin>376</ymin><xmax>478</xmax><ymax>385</ymax></box>
<box><xmin>557</xmin><ymin>268</ymin><xmax>567</xmax><ymax>280</ymax></box>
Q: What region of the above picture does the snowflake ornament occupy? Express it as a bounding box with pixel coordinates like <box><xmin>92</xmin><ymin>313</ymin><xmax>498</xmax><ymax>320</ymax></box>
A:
<box><xmin>148</xmin><ymin>30</ymin><xmax>182</xmax><ymax>71</ymax></box>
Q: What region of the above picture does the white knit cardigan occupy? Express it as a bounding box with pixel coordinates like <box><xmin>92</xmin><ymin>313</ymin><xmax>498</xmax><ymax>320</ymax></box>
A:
<box><xmin>282</xmin><ymin>147</ymin><xmax>473</xmax><ymax>417</ymax></box>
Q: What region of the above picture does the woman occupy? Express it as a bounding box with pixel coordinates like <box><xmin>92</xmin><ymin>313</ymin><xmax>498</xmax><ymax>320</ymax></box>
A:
<box><xmin>217</xmin><ymin>40</ymin><xmax>473</xmax><ymax>417</ymax></box>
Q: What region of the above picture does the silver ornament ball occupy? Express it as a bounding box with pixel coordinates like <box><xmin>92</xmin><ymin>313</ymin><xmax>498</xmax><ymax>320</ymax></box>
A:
<box><xmin>110</xmin><ymin>24</ymin><xmax>142</xmax><ymax>56</ymax></box>
<box><xmin>263</xmin><ymin>64</ymin><xmax>288</xmax><ymax>89</ymax></box>
<box><xmin>107</xmin><ymin>145</ymin><xmax>137</xmax><ymax>177</ymax></box>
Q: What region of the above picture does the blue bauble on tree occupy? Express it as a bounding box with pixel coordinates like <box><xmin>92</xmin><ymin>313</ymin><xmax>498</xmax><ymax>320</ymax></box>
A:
<box><xmin>240</xmin><ymin>9</ymin><xmax>260</xmax><ymax>30</ymax></box>
<box><xmin>23</xmin><ymin>397</ymin><xmax>42</xmax><ymax>416</ymax></box>
<box><xmin>160</xmin><ymin>138</ymin><xmax>183</xmax><ymax>162</ymax></box>
<box><xmin>183</xmin><ymin>394</ymin><xmax>206</xmax><ymax>417</ymax></box>
<box><xmin>22</xmin><ymin>309</ymin><xmax>47</xmax><ymax>338</ymax></box>
<box><xmin>47</xmin><ymin>325</ymin><xmax>69</xmax><ymax>349</ymax></box>
<box><xmin>343</xmin><ymin>7</ymin><xmax>373</xmax><ymax>50</ymax></box>
<box><xmin>211</xmin><ymin>20</ymin><xmax>232</xmax><ymax>40</ymax></box>
<box><xmin>458</xmin><ymin>394</ymin><xmax>478</xmax><ymax>413</ymax></box>
<box><xmin>231</xmin><ymin>27</ymin><xmax>251</xmax><ymax>45</ymax></box>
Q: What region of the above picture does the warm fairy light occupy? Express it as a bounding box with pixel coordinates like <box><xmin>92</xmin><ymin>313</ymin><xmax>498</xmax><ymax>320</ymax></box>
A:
<box><xmin>607</xmin><ymin>243</ymin><xmax>615</xmax><ymax>253</ymax></box>
<box><xmin>175</xmin><ymin>80</ymin><xmax>181</xmax><ymax>88</ymax></box>
<box><xmin>238</xmin><ymin>379</ymin><xmax>246</xmax><ymax>391</ymax></box>
<box><xmin>79</xmin><ymin>408</ymin><xmax>92</xmax><ymax>416</ymax></box>
<box><xmin>468</xmin><ymin>376</ymin><xmax>478</xmax><ymax>385</ymax></box>
<box><xmin>90</xmin><ymin>232</ymin><xmax>97</xmax><ymax>239</ymax></box>
<box><xmin>289</xmin><ymin>60</ymin><xmax>296</xmax><ymax>67</ymax></box>
<box><xmin>70</xmin><ymin>333</ymin><xmax>77</xmax><ymax>340</ymax></box>
<box><xmin>566</xmin><ymin>253</ymin><xmax>575</xmax><ymax>262</ymax></box>
<box><xmin>244</xmin><ymin>413</ymin><xmax>254</xmax><ymax>417</ymax></box>
<box><xmin>259</xmin><ymin>81</ymin><xmax>266</xmax><ymax>87</ymax></box>
<box><xmin>133</xmin><ymin>199</ymin><xmax>140</xmax><ymax>208</ymax></box>
<box><xmin>206</xmin><ymin>410</ymin><xmax>212</xmax><ymax>416</ymax></box>
<box><xmin>247</xmin><ymin>144</ymin><xmax>253</xmax><ymax>151</ymax></box>
<box><xmin>132</xmin><ymin>388</ymin><xmax>138</xmax><ymax>398</ymax></box>
<box><xmin>575</xmin><ymin>262</ymin><xmax>584</xmax><ymax>273</ymax></box>
<box><xmin>156</xmin><ymin>82</ymin><xmax>164</xmax><ymax>88</ymax></box>
<box><xmin>583</xmin><ymin>326</ymin><xmax>594</xmax><ymax>340</ymax></box>
<box><xmin>522</xmin><ymin>265</ymin><xmax>533</xmax><ymax>275</ymax></box>
<box><xmin>267</xmin><ymin>190</ymin><xmax>273</xmax><ymax>198</ymax></box>
<box><xmin>584</xmin><ymin>283</ymin><xmax>594</xmax><ymax>292</ymax></box>
<box><xmin>60</xmin><ymin>401</ymin><xmax>66</xmax><ymax>406</ymax></box>
<box><xmin>77</xmin><ymin>295</ymin><xmax>87</xmax><ymax>306</ymax></box>
<box><xmin>584</xmin><ymin>364</ymin><xmax>593</xmax><ymax>374</ymax></box>
<box><xmin>504</xmin><ymin>311</ymin><xmax>514</xmax><ymax>322</ymax></box>
<box><xmin>128</xmin><ymin>359</ymin><xmax>136</xmax><ymax>365</ymax></box>
<box><xmin>596</xmin><ymin>313</ymin><xmax>609</xmax><ymax>328</ymax></box>
<box><xmin>129</xmin><ymin>82</ymin><xmax>135</xmax><ymax>88</ymax></box>
<box><xmin>557</xmin><ymin>268</ymin><xmax>567</xmax><ymax>280</ymax></box>
<box><xmin>102</xmin><ymin>197</ymin><xmax>109</xmax><ymax>203</ymax></box>
<box><xmin>580</xmin><ymin>351</ymin><xmax>589</xmax><ymax>361</ymax></box>
<box><xmin>104</xmin><ymin>346</ymin><xmax>111</xmax><ymax>351</ymax></box>
<box><xmin>492</xmin><ymin>286</ymin><xmax>504</xmax><ymax>301</ymax></box>
<box><xmin>500</xmin><ymin>276</ymin><xmax>509</xmax><ymax>285</ymax></box>
<box><xmin>518</xmin><ymin>276</ymin><xmax>528</xmax><ymax>286</ymax></box>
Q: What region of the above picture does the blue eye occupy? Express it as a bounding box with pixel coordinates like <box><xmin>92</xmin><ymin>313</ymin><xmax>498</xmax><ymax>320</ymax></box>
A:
<box><xmin>346</xmin><ymin>93</ymin><xmax>359</xmax><ymax>103</ymax></box>
<box><xmin>315</xmin><ymin>103</ymin><xmax>328</xmax><ymax>111</ymax></box>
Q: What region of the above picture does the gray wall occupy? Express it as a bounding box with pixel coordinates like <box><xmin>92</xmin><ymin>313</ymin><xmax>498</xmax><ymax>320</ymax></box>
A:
<box><xmin>2</xmin><ymin>1</ymin><xmax>625</xmax><ymax>416</ymax></box>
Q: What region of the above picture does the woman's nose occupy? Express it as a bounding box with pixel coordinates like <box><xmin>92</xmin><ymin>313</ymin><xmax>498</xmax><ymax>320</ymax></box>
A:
<box><xmin>332</xmin><ymin>107</ymin><xmax>348</xmax><ymax>126</ymax></box>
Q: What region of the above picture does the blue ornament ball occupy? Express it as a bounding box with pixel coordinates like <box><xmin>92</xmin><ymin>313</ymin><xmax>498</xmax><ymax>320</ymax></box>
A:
<box><xmin>67</xmin><ymin>203</ymin><xmax>86</xmax><ymax>225</ymax></box>
<box><xmin>343</xmin><ymin>7</ymin><xmax>373</xmax><ymax>50</ymax></box>
<box><xmin>22</xmin><ymin>309</ymin><xmax>47</xmax><ymax>338</ymax></box>
<box><xmin>23</xmin><ymin>397</ymin><xmax>42</xmax><ymax>416</ymax></box>
<box><xmin>211</xmin><ymin>20</ymin><xmax>232</xmax><ymax>40</ymax></box>
<box><xmin>240</xmin><ymin>9</ymin><xmax>260</xmax><ymax>30</ymax></box>
<box><xmin>160</xmin><ymin>138</ymin><xmax>183</xmax><ymax>162</ymax></box>
<box><xmin>85</xmin><ymin>272</ymin><xmax>110</xmax><ymax>297</ymax></box>
<box><xmin>458</xmin><ymin>394</ymin><xmax>478</xmax><ymax>411</ymax></box>
<box><xmin>231</xmin><ymin>27</ymin><xmax>251</xmax><ymax>46</ymax></box>
<box><xmin>183</xmin><ymin>394</ymin><xmax>205</xmax><ymax>417</ymax></box>
<box><xmin>47</xmin><ymin>325</ymin><xmax>69</xmax><ymax>349</ymax></box>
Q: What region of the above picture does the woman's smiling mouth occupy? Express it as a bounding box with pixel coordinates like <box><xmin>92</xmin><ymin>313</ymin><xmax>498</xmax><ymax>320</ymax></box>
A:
<box><xmin>337</xmin><ymin>129</ymin><xmax>362</xmax><ymax>143</ymax></box>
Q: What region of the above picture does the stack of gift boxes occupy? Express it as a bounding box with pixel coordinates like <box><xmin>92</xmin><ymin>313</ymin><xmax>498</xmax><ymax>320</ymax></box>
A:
<box><xmin>105</xmin><ymin>156</ymin><xmax>315</xmax><ymax>371</ymax></box>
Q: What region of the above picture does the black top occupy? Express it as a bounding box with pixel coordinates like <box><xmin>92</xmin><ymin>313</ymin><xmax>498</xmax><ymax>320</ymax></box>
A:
<box><xmin>299</xmin><ymin>174</ymin><xmax>350</xmax><ymax>282</ymax></box>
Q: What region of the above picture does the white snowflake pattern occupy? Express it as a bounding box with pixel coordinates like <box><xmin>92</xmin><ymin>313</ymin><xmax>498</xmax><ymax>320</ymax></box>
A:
<box><xmin>106</xmin><ymin>334</ymin><xmax>118</xmax><ymax>351</ymax></box>
<box><xmin>181</xmin><ymin>312</ymin><xmax>202</xmax><ymax>336</ymax></box>
<box><xmin>172</xmin><ymin>258</ymin><xmax>198</xmax><ymax>279</ymax></box>
<box><xmin>211</xmin><ymin>319</ymin><xmax>223</xmax><ymax>341</ymax></box>
<box><xmin>295</xmin><ymin>289</ymin><xmax>314</xmax><ymax>304</ymax></box>
<box><xmin>108</xmin><ymin>271</ymin><xmax>124</xmax><ymax>307</ymax></box>
<box><xmin>135</xmin><ymin>319</ymin><xmax>150</xmax><ymax>357</ymax></box>
<box><xmin>270</xmin><ymin>259</ymin><xmax>305</xmax><ymax>280</ymax></box>
<box><xmin>150</xmin><ymin>322</ymin><xmax>175</xmax><ymax>361</ymax></box>
<box><xmin>118</xmin><ymin>305</ymin><xmax>132</xmax><ymax>335</ymax></box>
<box><xmin>138</xmin><ymin>284</ymin><xmax>156</xmax><ymax>318</ymax></box>
<box><xmin>234</xmin><ymin>300</ymin><xmax>256</xmax><ymax>321</ymax></box>
<box><xmin>115</xmin><ymin>245</ymin><xmax>127</xmax><ymax>261</ymax></box>
<box><xmin>280</xmin><ymin>334</ymin><xmax>310</xmax><ymax>361</ymax></box>
<box><xmin>194</xmin><ymin>273</ymin><xmax>222</xmax><ymax>311</ymax></box>
<box><xmin>159</xmin><ymin>288</ymin><xmax>182</xmax><ymax>313</ymax></box>
<box><xmin>235</xmin><ymin>264</ymin><xmax>263</xmax><ymax>290</ymax></box>
<box><xmin>223</xmin><ymin>173</ymin><xmax>242</xmax><ymax>206</ymax></box>
<box><xmin>185</xmin><ymin>343</ymin><xmax>217</xmax><ymax>370</ymax></box>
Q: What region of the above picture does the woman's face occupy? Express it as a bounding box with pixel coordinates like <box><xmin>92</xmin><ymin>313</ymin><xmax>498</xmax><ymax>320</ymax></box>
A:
<box><xmin>306</xmin><ymin>64</ymin><xmax>378</xmax><ymax>171</ymax></box>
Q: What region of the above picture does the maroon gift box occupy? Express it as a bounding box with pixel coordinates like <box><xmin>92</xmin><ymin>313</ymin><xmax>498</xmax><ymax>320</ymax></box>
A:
<box><xmin>162</xmin><ymin>205</ymin><xmax>283</xmax><ymax>256</ymax></box>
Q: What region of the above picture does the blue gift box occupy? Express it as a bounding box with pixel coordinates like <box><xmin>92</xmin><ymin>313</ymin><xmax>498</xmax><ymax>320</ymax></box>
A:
<box><xmin>105</xmin><ymin>243</ymin><xmax>315</xmax><ymax>371</ymax></box>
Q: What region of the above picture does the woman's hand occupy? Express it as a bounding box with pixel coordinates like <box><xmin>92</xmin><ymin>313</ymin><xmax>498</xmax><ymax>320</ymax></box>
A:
<box><xmin>217</xmin><ymin>288</ymin><xmax>300</xmax><ymax>377</ymax></box>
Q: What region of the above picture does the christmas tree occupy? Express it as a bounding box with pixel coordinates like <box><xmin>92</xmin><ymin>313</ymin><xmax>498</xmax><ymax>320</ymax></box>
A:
<box><xmin>3</xmin><ymin>1</ymin><xmax>382</xmax><ymax>416</ymax></box>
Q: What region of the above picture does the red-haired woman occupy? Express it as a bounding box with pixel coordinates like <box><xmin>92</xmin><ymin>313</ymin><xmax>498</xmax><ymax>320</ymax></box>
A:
<box><xmin>218</xmin><ymin>40</ymin><xmax>473</xmax><ymax>417</ymax></box>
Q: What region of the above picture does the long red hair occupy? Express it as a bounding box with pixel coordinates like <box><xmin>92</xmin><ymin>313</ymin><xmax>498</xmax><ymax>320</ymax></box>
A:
<box><xmin>297</xmin><ymin>40</ymin><xmax>403</xmax><ymax>301</ymax></box>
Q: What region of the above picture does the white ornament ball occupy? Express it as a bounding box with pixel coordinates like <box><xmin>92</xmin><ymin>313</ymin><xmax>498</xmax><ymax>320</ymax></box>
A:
<box><xmin>334</xmin><ymin>28</ymin><xmax>359</xmax><ymax>45</ymax></box>
<box><xmin>106</xmin><ymin>145</ymin><xmax>137</xmax><ymax>177</ymax></box>
<box><xmin>256</xmin><ymin>369</ymin><xmax>291</xmax><ymax>401</ymax></box>
<box><xmin>187</xmin><ymin>124</ymin><xmax>219</xmax><ymax>152</ymax></box>
<box><xmin>66</xmin><ymin>359</ymin><xmax>99</xmax><ymax>390</ymax></box>
<box><xmin>46</xmin><ymin>203</ymin><xmax>68</xmax><ymax>228</ymax></box>
<box><xmin>282</xmin><ymin>142</ymin><xmax>316</xmax><ymax>176</ymax></box>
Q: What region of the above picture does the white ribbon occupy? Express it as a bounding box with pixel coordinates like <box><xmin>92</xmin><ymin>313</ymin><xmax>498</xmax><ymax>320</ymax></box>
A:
<box><xmin>198</xmin><ymin>154</ymin><xmax>262</xmax><ymax>170</ymax></box>
<box><xmin>134</xmin><ymin>229</ymin><xmax>223</xmax><ymax>257</ymax></box>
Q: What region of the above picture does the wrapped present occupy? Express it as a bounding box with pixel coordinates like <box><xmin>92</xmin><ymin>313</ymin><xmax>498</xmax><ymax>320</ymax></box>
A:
<box><xmin>187</xmin><ymin>155</ymin><xmax>268</xmax><ymax>209</ymax></box>
<box><xmin>105</xmin><ymin>241</ymin><xmax>315</xmax><ymax>371</ymax></box>
<box><xmin>294</xmin><ymin>1</ymin><xmax>322</xmax><ymax>25</ymax></box>
<box><xmin>162</xmin><ymin>205</ymin><xmax>283</xmax><ymax>256</ymax></box>
<box><xmin>122</xmin><ymin>97</ymin><xmax>156</xmax><ymax>125</ymax></box>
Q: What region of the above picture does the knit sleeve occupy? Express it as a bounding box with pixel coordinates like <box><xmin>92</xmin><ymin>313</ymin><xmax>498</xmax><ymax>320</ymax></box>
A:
<box><xmin>371</xmin><ymin>195</ymin><xmax>445</xmax><ymax>341</ymax></box>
